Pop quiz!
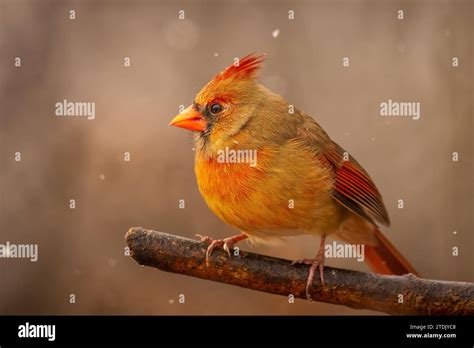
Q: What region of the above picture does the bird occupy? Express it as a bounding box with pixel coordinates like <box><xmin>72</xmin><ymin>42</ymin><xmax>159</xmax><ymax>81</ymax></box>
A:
<box><xmin>169</xmin><ymin>53</ymin><xmax>418</xmax><ymax>300</ymax></box>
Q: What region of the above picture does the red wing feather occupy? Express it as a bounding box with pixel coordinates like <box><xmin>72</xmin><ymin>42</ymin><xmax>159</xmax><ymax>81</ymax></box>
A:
<box><xmin>324</xmin><ymin>142</ymin><xmax>390</xmax><ymax>226</ymax></box>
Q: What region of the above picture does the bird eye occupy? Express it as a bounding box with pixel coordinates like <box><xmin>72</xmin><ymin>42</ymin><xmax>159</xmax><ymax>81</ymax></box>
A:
<box><xmin>209</xmin><ymin>103</ymin><xmax>223</xmax><ymax>115</ymax></box>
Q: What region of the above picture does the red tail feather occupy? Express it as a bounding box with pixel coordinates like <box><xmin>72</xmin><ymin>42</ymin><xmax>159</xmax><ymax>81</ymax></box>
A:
<box><xmin>365</xmin><ymin>228</ymin><xmax>419</xmax><ymax>276</ymax></box>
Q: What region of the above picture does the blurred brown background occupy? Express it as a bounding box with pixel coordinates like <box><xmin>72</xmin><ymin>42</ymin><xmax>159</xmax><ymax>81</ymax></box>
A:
<box><xmin>0</xmin><ymin>0</ymin><xmax>472</xmax><ymax>315</ymax></box>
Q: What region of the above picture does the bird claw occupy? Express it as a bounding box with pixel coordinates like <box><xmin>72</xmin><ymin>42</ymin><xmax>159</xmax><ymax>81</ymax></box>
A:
<box><xmin>196</xmin><ymin>234</ymin><xmax>235</xmax><ymax>266</ymax></box>
<box><xmin>291</xmin><ymin>258</ymin><xmax>314</xmax><ymax>266</ymax></box>
<box><xmin>292</xmin><ymin>255</ymin><xmax>325</xmax><ymax>302</ymax></box>
<box><xmin>223</xmin><ymin>242</ymin><xmax>232</xmax><ymax>257</ymax></box>
<box><xmin>196</xmin><ymin>234</ymin><xmax>213</xmax><ymax>243</ymax></box>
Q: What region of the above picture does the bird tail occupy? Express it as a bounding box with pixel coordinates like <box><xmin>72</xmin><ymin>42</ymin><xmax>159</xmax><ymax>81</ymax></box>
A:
<box><xmin>365</xmin><ymin>228</ymin><xmax>419</xmax><ymax>276</ymax></box>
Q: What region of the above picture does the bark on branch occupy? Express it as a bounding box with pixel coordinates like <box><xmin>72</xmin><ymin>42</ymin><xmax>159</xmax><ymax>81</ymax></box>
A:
<box><xmin>125</xmin><ymin>227</ymin><xmax>474</xmax><ymax>315</ymax></box>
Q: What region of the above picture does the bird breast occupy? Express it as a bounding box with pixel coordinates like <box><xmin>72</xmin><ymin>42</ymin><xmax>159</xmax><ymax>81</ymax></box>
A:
<box><xmin>194</xmin><ymin>143</ymin><xmax>346</xmax><ymax>239</ymax></box>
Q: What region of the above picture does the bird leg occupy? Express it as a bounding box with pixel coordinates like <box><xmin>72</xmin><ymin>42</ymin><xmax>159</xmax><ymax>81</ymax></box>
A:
<box><xmin>196</xmin><ymin>233</ymin><xmax>247</xmax><ymax>267</ymax></box>
<box><xmin>292</xmin><ymin>235</ymin><xmax>326</xmax><ymax>301</ymax></box>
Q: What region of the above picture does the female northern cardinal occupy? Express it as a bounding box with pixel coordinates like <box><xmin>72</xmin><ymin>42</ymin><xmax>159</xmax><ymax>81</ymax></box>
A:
<box><xmin>169</xmin><ymin>54</ymin><xmax>418</xmax><ymax>300</ymax></box>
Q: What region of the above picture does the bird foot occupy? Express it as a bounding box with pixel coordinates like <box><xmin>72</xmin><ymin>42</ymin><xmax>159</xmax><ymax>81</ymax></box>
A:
<box><xmin>292</xmin><ymin>254</ymin><xmax>325</xmax><ymax>301</ymax></box>
<box><xmin>196</xmin><ymin>234</ymin><xmax>239</xmax><ymax>267</ymax></box>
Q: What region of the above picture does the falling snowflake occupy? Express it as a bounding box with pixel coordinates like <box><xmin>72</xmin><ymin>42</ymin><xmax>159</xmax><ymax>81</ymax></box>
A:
<box><xmin>272</xmin><ymin>29</ymin><xmax>280</xmax><ymax>38</ymax></box>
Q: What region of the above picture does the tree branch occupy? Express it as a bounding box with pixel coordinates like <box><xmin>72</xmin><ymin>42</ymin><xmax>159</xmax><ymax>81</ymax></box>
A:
<box><xmin>125</xmin><ymin>227</ymin><xmax>474</xmax><ymax>315</ymax></box>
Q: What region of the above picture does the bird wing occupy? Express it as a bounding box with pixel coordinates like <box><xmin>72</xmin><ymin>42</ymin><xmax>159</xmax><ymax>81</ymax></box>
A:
<box><xmin>323</xmin><ymin>141</ymin><xmax>390</xmax><ymax>226</ymax></box>
<box><xmin>297</xmin><ymin>117</ymin><xmax>390</xmax><ymax>227</ymax></box>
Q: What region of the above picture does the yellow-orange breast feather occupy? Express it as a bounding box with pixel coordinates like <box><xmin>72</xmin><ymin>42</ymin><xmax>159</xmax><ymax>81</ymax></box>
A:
<box><xmin>194</xmin><ymin>141</ymin><xmax>347</xmax><ymax>241</ymax></box>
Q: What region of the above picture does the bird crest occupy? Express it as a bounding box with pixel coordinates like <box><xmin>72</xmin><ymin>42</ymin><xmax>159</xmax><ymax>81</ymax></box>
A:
<box><xmin>215</xmin><ymin>53</ymin><xmax>266</xmax><ymax>82</ymax></box>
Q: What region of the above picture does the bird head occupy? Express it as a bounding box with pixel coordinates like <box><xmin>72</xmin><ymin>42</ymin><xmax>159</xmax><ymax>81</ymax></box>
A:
<box><xmin>169</xmin><ymin>54</ymin><xmax>267</xmax><ymax>151</ymax></box>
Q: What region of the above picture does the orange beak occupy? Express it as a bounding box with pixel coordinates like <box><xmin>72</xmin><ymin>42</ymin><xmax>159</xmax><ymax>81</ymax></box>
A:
<box><xmin>169</xmin><ymin>105</ymin><xmax>207</xmax><ymax>131</ymax></box>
